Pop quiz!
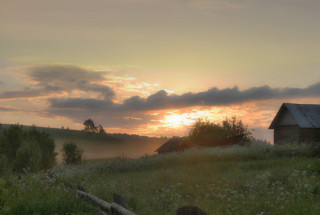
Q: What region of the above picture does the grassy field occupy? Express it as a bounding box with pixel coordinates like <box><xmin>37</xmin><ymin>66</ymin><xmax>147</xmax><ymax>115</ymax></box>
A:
<box><xmin>1</xmin><ymin>143</ymin><xmax>320</xmax><ymax>215</ymax></box>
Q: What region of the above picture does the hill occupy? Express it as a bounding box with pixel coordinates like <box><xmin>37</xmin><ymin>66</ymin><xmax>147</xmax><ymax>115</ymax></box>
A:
<box><xmin>1</xmin><ymin>143</ymin><xmax>319</xmax><ymax>215</ymax></box>
<box><xmin>1</xmin><ymin>124</ymin><xmax>167</xmax><ymax>162</ymax></box>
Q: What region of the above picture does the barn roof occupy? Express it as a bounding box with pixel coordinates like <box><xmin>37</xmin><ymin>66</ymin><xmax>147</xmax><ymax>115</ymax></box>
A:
<box><xmin>269</xmin><ymin>103</ymin><xmax>320</xmax><ymax>129</ymax></box>
<box><xmin>155</xmin><ymin>136</ymin><xmax>187</xmax><ymax>153</ymax></box>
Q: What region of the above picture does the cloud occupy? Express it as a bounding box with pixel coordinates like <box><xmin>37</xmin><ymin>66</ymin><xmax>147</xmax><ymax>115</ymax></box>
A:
<box><xmin>188</xmin><ymin>0</ymin><xmax>251</xmax><ymax>10</ymax></box>
<box><xmin>118</xmin><ymin>83</ymin><xmax>320</xmax><ymax>111</ymax></box>
<box><xmin>48</xmin><ymin>82</ymin><xmax>320</xmax><ymax>113</ymax></box>
<box><xmin>0</xmin><ymin>106</ymin><xmax>17</xmax><ymax>112</ymax></box>
<box><xmin>0</xmin><ymin>65</ymin><xmax>115</xmax><ymax>100</ymax></box>
<box><xmin>49</xmin><ymin>98</ymin><xmax>116</xmax><ymax>110</ymax></box>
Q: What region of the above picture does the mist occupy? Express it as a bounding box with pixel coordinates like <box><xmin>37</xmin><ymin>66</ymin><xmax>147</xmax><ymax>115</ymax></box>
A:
<box><xmin>54</xmin><ymin>137</ymin><xmax>165</xmax><ymax>163</ymax></box>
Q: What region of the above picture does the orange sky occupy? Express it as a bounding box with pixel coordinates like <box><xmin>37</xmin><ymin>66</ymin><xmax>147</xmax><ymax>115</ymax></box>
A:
<box><xmin>1</xmin><ymin>1</ymin><xmax>320</xmax><ymax>142</ymax></box>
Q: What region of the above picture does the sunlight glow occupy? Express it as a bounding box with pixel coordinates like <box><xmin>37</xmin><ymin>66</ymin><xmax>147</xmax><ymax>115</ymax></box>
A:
<box><xmin>160</xmin><ymin>110</ymin><xmax>213</xmax><ymax>128</ymax></box>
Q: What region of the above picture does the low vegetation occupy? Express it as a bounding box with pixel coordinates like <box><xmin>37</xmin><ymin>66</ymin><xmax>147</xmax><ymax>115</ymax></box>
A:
<box><xmin>0</xmin><ymin>125</ymin><xmax>57</xmax><ymax>174</ymax></box>
<box><xmin>0</xmin><ymin>120</ymin><xmax>319</xmax><ymax>214</ymax></box>
<box><xmin>1</xmin><ymin>142</ymin><xmax>319</xmax><ymax>215</ymax></box>
<box><xmin>62</xmin><ymin>142</ymin><xmax>83</xmax><ymax>165</ymax></box>
<box><xmin>188</xmin><ymin>117</ymin><xmax>252</xmax><ymax>146</ymax></box>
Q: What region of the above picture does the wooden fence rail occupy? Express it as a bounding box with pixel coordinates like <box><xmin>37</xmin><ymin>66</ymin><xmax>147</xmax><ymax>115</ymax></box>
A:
<box><xmin>76</xmin><ymin>188</ymin><xmax>137</xmax><ymax>215</ymax></box>
<box><xmin>46</xmin><ymin>172</ymin><xmax>206</xmax><ymax>215</ymax></box>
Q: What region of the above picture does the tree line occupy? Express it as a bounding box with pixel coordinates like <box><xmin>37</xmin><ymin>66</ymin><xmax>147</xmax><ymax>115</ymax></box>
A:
<box><xmin>0</xmin><ymin>118</ymin><xmax>108</xmax><ymax>175</ymax></box>
<box><xmin>0</xmin><ymin>117</ymin><xmax>252</xmax><ymax>176</ymax></box>
<box><xmin>83</xmin><ymin>119</ymin><xmax>106</xmax><ymax>134</ymax></box>
<box><xmin>0</xmin><ymin>125</ymin><xmax>83</xmax><ymax>176</ymax></box>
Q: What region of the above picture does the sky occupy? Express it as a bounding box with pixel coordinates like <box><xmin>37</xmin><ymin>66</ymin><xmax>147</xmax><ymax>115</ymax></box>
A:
<box><xmin>0</xmin><ymin>0</ymin><xmax>320</xmax><ymax>142</ymax></box>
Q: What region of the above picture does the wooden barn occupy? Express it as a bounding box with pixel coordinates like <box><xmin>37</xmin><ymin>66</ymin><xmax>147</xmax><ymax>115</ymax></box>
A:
<box><xmin>155</xmin><ymin>137</ymin><xmax>189</xmax><ymax>154</ymax></box>
<box><xmin>269</xmin><ymin>103</ymin><xmax>320</xmax><ymax>145</ymax></box>
<box><xmin>155</xmin><ymin>135</ymin><xmax>244</xmax><ymax>154</ymax></box>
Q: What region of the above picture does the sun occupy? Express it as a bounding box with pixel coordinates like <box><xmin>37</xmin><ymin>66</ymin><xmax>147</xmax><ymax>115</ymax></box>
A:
<box><xmin>161</xmin><ymin>112</ymin><xmax>200</xmax><ymax>128</ymax></box>
<box><xmin>163</xmin><ymin>115</ymin><xmax>185</xmax><ymax>128</ymax></box>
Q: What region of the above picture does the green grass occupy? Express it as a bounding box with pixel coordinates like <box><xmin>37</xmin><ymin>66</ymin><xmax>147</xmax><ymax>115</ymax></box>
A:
<box><xmin>0</xmin><ymin>174</ymin><xmax>97</xmax><ymax>215</ymax></box>
<box><xmin>1</xmin><ymin>144</ymin><xmax>320</xmax><ymax>215</ymax></box>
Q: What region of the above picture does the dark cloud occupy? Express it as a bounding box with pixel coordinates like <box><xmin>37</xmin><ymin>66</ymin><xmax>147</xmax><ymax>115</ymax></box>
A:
<box><xmin>0</xmin><ymin>65</ymin><xmax>115</xmax><ymax>100</ymax></box>
<box><xmin>0</xmin><ymin>106</ymin><xmax>17</xmax><ymax>112</ymax></box>
<box><xmin>118</xmin><ymin>82</ymin><xmax>320</xmax><ymax>111</ymax></box>
<box><xmin>49</xmin><ymin>98</ymin><xmax>116</xmax><ymax>110</ymax></box>
<box><xmin>43</xmin><ymin>81</ymin><xmax>320</xmax><ymax>132</ymax></box>
<box><xmin>48</xmin><ymin>82</ymin><xmax>320</xmax><ymax>113</ymax></box>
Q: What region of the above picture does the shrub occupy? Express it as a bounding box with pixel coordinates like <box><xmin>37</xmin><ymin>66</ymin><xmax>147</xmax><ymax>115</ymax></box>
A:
<box><xmin>189</xmin><ymin>119</ymin><xmax>224</xmax><ymax>145</ymax></box>
<box><xmin>0</xmin><ymin>154</ymin><xmax>8</xmax><ymax>176</ymax></box>
<box><xmin>14</xmin><ymin>139</ymin><xmax>42</xmax><ymax>172</ymax></box>
<box><xmin>0</xmin><ymin>125</ymin><xmax>25</xmax><ymax>163</ymax></box>
<box><xmin>62</xmin><ymin>142</ymin><xmax>83</xmax><ymax>165</ymax></box>
<box><xmin>0</xmin><ymin>125</ymin><xmax>57</xmax><ymax>173</ymax></box>
<box><xmin>27</xmin><ymin>127</ymin><xmax>57</xmax><ymax>169</ymax></box>
<box><xmin>188</xmin><ymin>117</ymin><xmax>252</xmax><ymax>145</ymax></box>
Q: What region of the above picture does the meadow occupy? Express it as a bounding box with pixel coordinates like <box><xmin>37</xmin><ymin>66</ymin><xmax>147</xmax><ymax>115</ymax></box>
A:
<box><xmin>1</xmin><ymin>142</ymin><xmax>319</xmax><ymax>215</ymax></box>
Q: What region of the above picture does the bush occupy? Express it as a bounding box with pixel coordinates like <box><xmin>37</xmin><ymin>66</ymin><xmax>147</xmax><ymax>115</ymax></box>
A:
<box><xmin>0</xmin><ymin>125</ymin><xmax>25</xmax><ymax>163</ymax></box>
<box><xmin>27</xmin><ymin>127</ymin><xmax>57</xmax><ymax>169</ymax></box>
<box><xmin>0</xmin><ymin>154</ymin><xmax>8</xmax><ymax>176</ymax></box>
<box><xmin>0</xmin><ymin>125</ymin><xmax>57</xmax><ymax>173</ymax></box>
<box><xmin>188</xmin><ymin>117</ymin><xmax>252</xmax><ymax>145</ymax></box>
<box><xmin>189</xmin><ymin>119</ymin><xmax>224</xmax><ymax>145</ymax></box>
<box><xmin>62</xmin><ymin>142</ymin><xmax>83</xmax><ymax>165</ymax></box>
<box><xmin>14</xmin><ymin>140</ymin><xmax>42</xmax><ymax>172</ymax></box>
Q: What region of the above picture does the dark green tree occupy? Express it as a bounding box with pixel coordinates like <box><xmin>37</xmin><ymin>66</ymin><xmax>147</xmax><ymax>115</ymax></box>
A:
<box><xmin>14</xmin><ymin>139</ymin><xmax>42</xmax><ymax>172</ymax></box>
<box><xmin>0</xmin><ymin>154</ymin><xmax>7</xmax><ymax>176</ymax></box>
<box><xmin>28</xmin><ymin>127</ymin><xmax>57</xmax><ymax>169</ymax></box>
<box><xmin>188</xmin><ymin>117</ymin><xmax>252</xmax><ymax>145</ymax></box>
<box><xmin>62</xmin><ymin>142</ymin><xmax>83</xmax><ymax>165</ymax></box>
<box><xmin>0</xmin><ymin>125</ymin><xmax>57</xmax><ymax>173</ymax></box>
<box><xmin>221</xmin><ymin>117</ymin><xmax>252</xmax><ymax>143</ymax></box>
<box><xmin>0</xmin><ymin>125</ymin><xmax>25</xmax><ymax>163</ymax></box>
<box><xmin>83</xmin><ymin>119</ymin><xmax>97</xmax><ymax>133</ymax></box>
<box><xmin>189</xmin><ymin>118</ymin><xmax>224</xmax><ymax>145</ymax></box>
<box><xmin>98</xmin><ymin>124</ymin><xmax>106</xmax><ymax>134</ymax></box>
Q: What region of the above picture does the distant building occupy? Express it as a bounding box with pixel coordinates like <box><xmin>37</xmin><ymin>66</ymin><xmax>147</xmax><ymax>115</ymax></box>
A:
<box><xmin>155</xmin><ymin>137</ymin><xmax>189</xmax><ymax>154</ymax></box>
<box><xmin>269</xmin><ymin>103</ymin><xmax>320</xmax><ymax>145</ymax></box>
<box><xmin>155</xmin><ymin>135</ymin><xmax>244</xmax><ymax>154</ymax></box>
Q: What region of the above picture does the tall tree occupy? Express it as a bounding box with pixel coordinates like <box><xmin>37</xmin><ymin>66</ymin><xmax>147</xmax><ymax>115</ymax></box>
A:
<box><xmin>83</xmin><ymin>119</ymin><xmax>97</xmax><ymax>132</ymax></box>
<box><xmin>98</xmin><ymin>125</ymin><xmax>106</xmax><ymax>134</ymax></box>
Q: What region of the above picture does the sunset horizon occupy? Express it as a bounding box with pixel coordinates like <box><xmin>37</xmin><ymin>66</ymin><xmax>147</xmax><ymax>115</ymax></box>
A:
<box><xmin>1</xmin><ymin>0</ymin><xmax>320</xmax><ymax>142</ymax></box>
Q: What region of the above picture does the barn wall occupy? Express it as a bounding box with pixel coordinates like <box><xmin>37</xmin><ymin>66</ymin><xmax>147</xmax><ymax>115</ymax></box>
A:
<box><xmin>274</xmin><ymin>126</ymin><xmax>300</xmax><ymax>145</ymax></box>
<box><xmin>276</xmin><ymin>109</ymin><xmax>298</xmax><ymax>126</ymax></box>
<box><xmin>301</xmin><ymin>128</ymin><xmax>320</xmax><ymax>143</ymax></box>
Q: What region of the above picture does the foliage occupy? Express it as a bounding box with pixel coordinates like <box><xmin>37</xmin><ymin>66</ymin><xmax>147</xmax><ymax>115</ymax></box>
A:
<box><xmin>83</xmin><ymin>119</ymin><xmax>97</xmax><ymax>133</ymax></box>
<box><xmin>188</xmin><ymin>117</ymin><xmax>252</xmax><ymax>145</ymax></box>
<box><xmin>0</xmin><ymin>174</ymin><xmax>96</xmax><ymax>215</ymax></box>
<box><xmin>83</xmin><ymin>119</ymin><xmax>107</xmax><ymax>135</ymax></box>
<box><xmin>1</xmin><ymin>144</ymin><xmax>319</xmax><ymax>214</ymax></box>
<box><xmin>14</xmin><ymin>140</ymin><xmax>42</xmax><ymax>172</ymax></box>
<box><xmin>0</xmin><ymin>125</ymin><xmax>25</xmax><ymax>163</ymax></box>
<box><xmin>50</xmin><ymin>144</ymin><xmax>319</xmax><ymax>215</ymax></box>
<box><xmin>221</xmin><ymin>117</ymin><xmax>252</xmax><ymax>142</ymax></box>
<box><xmin>62</xmin><ymin>142</ymin><xmax>83</xmax><ymax>165</ymax></box>
<box><xmin>0</xmin><ymin>154</ymin><xmax>8</xmax><ymax>176</ymax></box>
<box><xmin>27</xmin><ymin>127</ymin><xmax>57</xmax><ymax>170</ymax></box>
<box><xmin>98</xmin><ymin>124</ymin><xmax>106</xmax><ymax>134</ymax></box>
<box><xmin>0</xmin><ymin>125</ymin><xmax>57</xmax><ymax>174</ymax></box>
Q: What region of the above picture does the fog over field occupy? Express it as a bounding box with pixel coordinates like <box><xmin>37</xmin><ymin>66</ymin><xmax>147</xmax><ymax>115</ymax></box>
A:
<box><xmin>54</xmin><ymin>138</ymin><xmax>164</xmax><ymax>163</ymax></box>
